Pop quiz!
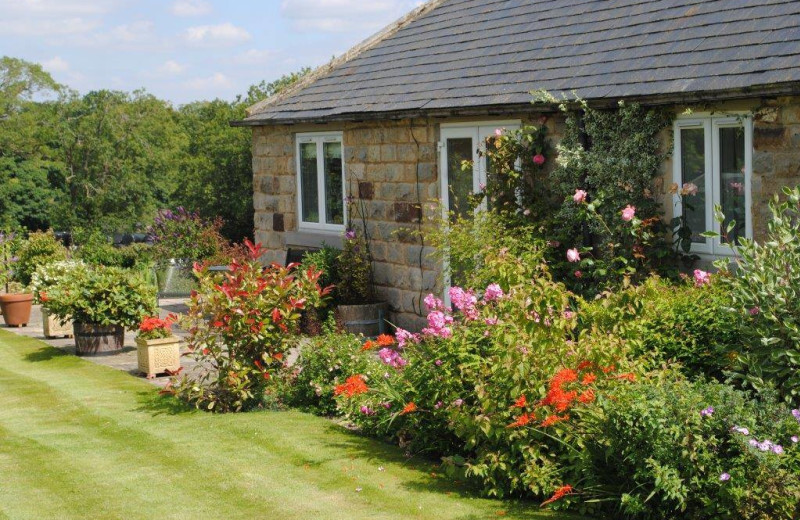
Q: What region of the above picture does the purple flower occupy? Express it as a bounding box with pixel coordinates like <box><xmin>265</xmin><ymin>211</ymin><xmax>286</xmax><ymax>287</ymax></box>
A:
<box><xmin>434</xmin><ymin>401</ymin><xmax>443</xmax><ymax>409</ymax></box>
<box><xmin>344</xmin><ymin>229</ymin><xmax>356</xmax><ymax>240</ymax></box>
<box><xmin>719</xmin><ymin>472</ymin><xmax>731</xmax><ymax>482</ymax></box>
<box><xmin>360</xmin><ymin>406</ymin><xmax>375</xmax><ymax>416</ymax></box>
<box><xmin>693</xmin><ymin>269</ymin><xmax>711</xmax><ymax>287</ymax></box>
<box><xmin>423</xmin><ymin>293</ymin><xmax>444</xmax><ymax>311</ymax></box>
<box><xmin>791</xmin><ymin>436</ymin><xmax>798</xmax><ymax>443</ymax></box>
<box><xmin>749</xmin><ymin>306</ymin><xmax>760</xmax><ymax>316</ymax></box>
<box><xmin>453</xmin><ymin>398</ymin><xmax>464</xmax><ymax>407</ymax></box>
<box><xmin>700</xmin><ymin>406</ymin><xmax>714</xmax><ymax>418</ymax></box>
<box><xmin>732</xmin><ymin>426</ymin><xmax>750</xmax><ymax>435</ymax></box>
<box><xmin>772</xmin><ymin>444</ymin><xmax>784</xmax><ymax>455</ymax></box>
<box><xmin>378</xmin><ymin>348</ymin><xmax>407</xmax><ymax>369</ymax></box>
<box><xmin>757</xmin><ymin>440</ymin><xmax>773</xmax><ymax>452</ymax></box>
<box><xmin>792</xmin><ymin>409</ymin><xmax>800</xmax><ymax>421</ymax></box>
<box><xmin>434</xmin><ymin>359</ymin><xmax>442</xmax><ymax>366</ymax></box>
<box><xmin>748</xmin><ymin>439</ymin><xmax>759</xmax><ymax>447</ymax></box>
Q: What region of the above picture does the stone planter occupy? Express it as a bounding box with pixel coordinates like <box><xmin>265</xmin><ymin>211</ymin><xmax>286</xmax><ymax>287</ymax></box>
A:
<box><xmin>73</xmin><ymin>323</ymin><xmax>124</xmax><ymax>356</ymax></box>
<box><xmin>335</xmin><ymin>302</ymin><xmax>389</xmax><ymax>337</ymax></box>
<box><xmin>42</xmin><ymin>309</ymin><xmax>72</xmax><ymax>338</ymax></box>
<box><xmin>136</xmin><ymin>336</ymin><xmax>181</xmax><ymax>379</ymax></box>
<box><xmin>0</xmin><ymin>293</ymin><xmax>33</xmax><ymax>327</ymax></box>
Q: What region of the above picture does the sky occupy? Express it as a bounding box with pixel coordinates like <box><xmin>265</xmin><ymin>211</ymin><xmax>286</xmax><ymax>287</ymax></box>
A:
<box><xmin>0</xmin><ymin>0</ymin><xmax>422</xmax><ymax>105</ymax></box>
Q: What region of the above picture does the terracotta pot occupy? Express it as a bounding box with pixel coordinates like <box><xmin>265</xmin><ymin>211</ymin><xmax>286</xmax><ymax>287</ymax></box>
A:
<box><xmin>335</xmin><ymin>302</ymin><xmax>389</xmax><ymax>337</ymax></box>
<box><xmin>136</xmin><ymin>336</ymin><xmax>182</xmax><ymax>379</ymax></box>
<box><xmin>73</xmin><ymin>323</ymin><xmax>124</xmax><ymax>356</ymax></box>
<box><xmin>0</xmin><ymin>293</ymin><xmax>33</xmax><ymax>327</ymax></box>
<box><xmin>42</xmin><ymin>309</ymin><xmax>73</xmax><ymax>338</ymax></box>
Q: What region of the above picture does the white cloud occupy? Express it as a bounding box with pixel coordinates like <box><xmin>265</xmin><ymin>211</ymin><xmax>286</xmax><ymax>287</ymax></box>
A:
<box><xmin>171</xmin><ymin>0</ymin><xmax>212</xmax><ymax>17</ymax></box>
<box><xmin>280</xmin><ymin>0</ymin><xmax>422</xmax><ymax>33</ymax></box>
<box><xmin>0</xmin><ymin>0</ymin><xmax>117</xmax><ymax>17</ymax></box>
<box><xmin>159</xmin><ymin>60</ymin><xmax>187</xmax><ymax>75</ymax></box>
<box><xmin>0</xmin><ymin>17</ymin><xmax>100</xmax><ymax>36</ymax></box>
<box><xmin>183</xmin><ymin>72</ymin><xmax>232</xmax><ymax>90</ymax></box>
<box><xmin>108</xmin><ymin>21</ymin><xmax>155</xmax><ymax>43</ymax></box>
<box><xmin>234</xmin><ymin>49</ymin><xmax>277</xmax><ymax>65</ymax></box>
<box><xmin>42</xmin><ymin>56</ymin><xmax>70</xmax><ymax>73</ymax></box>
<box><xmin>183</xmin><ymin>22</ymin><xmax>251</xmax><ymax>46</ymax></box>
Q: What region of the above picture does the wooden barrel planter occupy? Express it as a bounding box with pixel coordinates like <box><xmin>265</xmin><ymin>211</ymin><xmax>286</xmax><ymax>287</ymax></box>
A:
<box><xmin>335</xmin><ymin>302</ymin><xmax>389</xmax><ymax>337</ymax></box>
<box><xmin>73</xmin><ymin>323</ymin><xmax>125</xmax><ymax>356</ymax></box>
<box><xmin>0</xmin><ymin>293</ymin><xmax>33</xmax><ymax>327</ymax></box>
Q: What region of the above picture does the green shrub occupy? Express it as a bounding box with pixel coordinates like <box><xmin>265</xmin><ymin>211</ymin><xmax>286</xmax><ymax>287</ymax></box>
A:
<box><xmin>582</xmin><ymin>276</ymin><xmax>739</xmax><ymax>379</ymax></box>
<box><xmin>74</xmin><ymin>228</ymin><xmax>123</xmax><ymax>266</ymax></box>
<box><xmin>713</xmin><ymin>186</ymin><xmax>800</xmax><ymax>405</ymax></box>
<box><xmin>286</xmin><ymin>319</ymin><xmax>380</xmax><ymax>415</ymax></box>
<box><xmin>14</xmin><ymin>230</ymin><xmax>68</xmax><ymax>287</ymax></box>
<box><xmin>42</xmin><ymin>263</ymin><xmax>157</xmax><ymax>328</ymax></box>
<box><xmin>578</xmin><ymin>376</ymin><xmax>800</xmax><ymax>519</ymax></box>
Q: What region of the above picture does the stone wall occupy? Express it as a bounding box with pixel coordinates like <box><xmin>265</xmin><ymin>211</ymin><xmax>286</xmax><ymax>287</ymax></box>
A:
<box><xmin>251</xmin><ymin>98</ymin><xmax>800</xmax><ymax>329</ymax></box>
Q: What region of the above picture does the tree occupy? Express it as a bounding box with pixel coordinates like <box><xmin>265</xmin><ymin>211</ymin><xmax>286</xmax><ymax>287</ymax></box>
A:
<box><xmin>0</xmin><ymin>56</ymin><xmax>62</xmax><ymax>119</ymax></box>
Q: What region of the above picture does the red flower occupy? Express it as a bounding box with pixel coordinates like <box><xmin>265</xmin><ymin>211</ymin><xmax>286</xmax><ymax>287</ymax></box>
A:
<box><xmin>507</xmin><ymin>413</ymin><xmax>532</xmax><ymax>428</ymax></box>
<box><xmin>511</xmin><ymin>394</ymin><xmax>527</xmax><ymax>409</ymax></box>
<box><xmin>616</xmin><ymin>372</ymin><xmax>636</xmax><ymax>382</ymax></box>
<box><xmin>334</xmin><ymin>375</ymin><xmax>369</xmax><ymax>398</ymax></box>
<box><xmin>540</xmin><ymin>485</ymin><xmax>574</xmax><ymax>507</ymax></box>
<box><xmin>578</xmin><ymin>389</ymin><xmax>595</xmax><ymax>404</ymax></box>
<box><xmin>400</xmin><ymin>402</ymin><xmax>417</xmax><ymax>415</ymax></box>
<box><xmin>39</xmin><ymin>292</ymin><xmax>48</xmax><ymax>302</ymax></box>
<box><xmin>273</xmin><ymin>352</ymin><xmax>283</xmax><ymax>361</ymax></box>
<box><xmin>361</xmin><ymin>340</ymin><xmax>376</xmax><ymax>351</ymax></box>
<box><xmin>540</xmin><ymin>414</ymin><xmax>569</xmax><ymax>428</ymax></box>
<box><xmin>581</xmin><ymin>373</ymin><xmax>597</xmax><ymax>385</ymax></box>
<box><xmin>601</xmin><ymin>364</ymin><xmax>616</xmax><ymax>374</ymax></box>
<box><xmin>376</xmin><ymin>334</ymin><xmax>395</xmax><ymax>347</ymax></box>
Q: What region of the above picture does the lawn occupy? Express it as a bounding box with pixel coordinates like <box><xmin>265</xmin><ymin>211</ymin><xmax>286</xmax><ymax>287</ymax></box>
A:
<box><xmin>0</xmin><ymin>330</ymin><xmax>580</xmax><ymax>520</ymax></box>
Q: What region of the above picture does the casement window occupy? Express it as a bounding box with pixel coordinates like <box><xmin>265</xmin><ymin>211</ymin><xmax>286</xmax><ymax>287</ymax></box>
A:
<box><xmin>673</xmin><ymin>115</ymin><xmax>753</xmax><ymax>256</ymax></box>
<box><xmin>439</xmin><ymin>121</ymin><xmax>521</xmax><ymax>218</ymax></box>
<box><xmin>296</xmin><ymin>132</ymin><xmax>345</xmax><ymax>232</ymax></box>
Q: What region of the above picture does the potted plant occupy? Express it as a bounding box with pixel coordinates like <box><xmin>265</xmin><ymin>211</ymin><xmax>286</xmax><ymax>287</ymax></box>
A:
<box><xmin>31</xmin><ymin>261</ymin><xmax>82</xmax><ymax>338</ymax></box>
<box><xmin>135</xmin><ymin>315</ymin><xmax>181</xmax><ymax>379</ymax></box>
<box><xmin>43</xmin><ymin>264</ymin><xmax>157</xmax><ymax>356</ymax></box>
<box><xmin>333</xmin><ymin>228</ymin><xmax>388</xmax><ymax>336</ymax></box>
<box><xmin>0</xmin><ymin>232</ymin><xmax>33</xmax><ymax>327</ymax></box>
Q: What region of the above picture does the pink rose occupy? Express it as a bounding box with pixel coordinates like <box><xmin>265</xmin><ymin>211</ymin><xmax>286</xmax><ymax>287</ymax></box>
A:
<box><xmin>567</xmin><ymin>248</ymin><xmax>580</xmax><ymax>263</ymax></box>
<box><xmin>574</xmin><ymin>270</ymin><xmax>583</xmax><ymax>278</ymax></box>
<box><xmin>621</xmin><ymin>205</ymin><xmax>636</xmax><ymax>222</ymax></box>
<box><xmin>494</xmin><ymin>128</ymin><xmax>503</xmax><ymax>137</ymax></box>
<box><xmin>681</xmin><ymin>183</ymin><xmax>699</xmax><ymax>196</ymax></box>
<box><xmin>693</xmin><ymin>269</ymin><xmax>711</xmax><ymax>287</ymax></box>
<box><xmin>532</xmin><ymin>154</ymin><xmax>546</xmax><ymax>165</ymax></box>
<box><xmin>573</xmin><ymin>189</ymin><xmax>587</xmax><ymax>203</ymax></box>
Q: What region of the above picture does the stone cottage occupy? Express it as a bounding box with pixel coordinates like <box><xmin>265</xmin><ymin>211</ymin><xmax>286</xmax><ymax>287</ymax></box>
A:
<box><xmin>234</xmin><ymin>0</ymin><xmax>800</xmax><ymax>329</ymax></box>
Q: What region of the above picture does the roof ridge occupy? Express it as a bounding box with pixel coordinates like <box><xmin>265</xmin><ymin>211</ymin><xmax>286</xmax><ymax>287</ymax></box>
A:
<box><xmin>245</xmin><ymin>0</ymin><xmax>449</xmax><ymax>118</ymax></box>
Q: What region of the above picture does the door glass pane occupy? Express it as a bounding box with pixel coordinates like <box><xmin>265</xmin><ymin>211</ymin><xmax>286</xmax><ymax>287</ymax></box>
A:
<box><xmin>299</xmin><ymin>142</ymin><xmax>319</xmax><ymax>223</ymax></box>
<box><xmin>680</xmin><ymin>128</ymin><xmax>706</xmax><ymax>242</ymax></box>
<box><xmin>719</xmin><ymin>126</ymin><xmax>746</xmax><ymax>243</ymax></box>
<box><xmin>323</xmin><ymin>141</ymin><xmax>343</xmax><ymax>225</ymax></box>
<box><xmin>446</xmin><ymin>137</ymin><xmax>474</xmax><ymax>219</ymax></box>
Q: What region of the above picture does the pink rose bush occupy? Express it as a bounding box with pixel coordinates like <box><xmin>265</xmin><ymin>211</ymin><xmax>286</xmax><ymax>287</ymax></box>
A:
<box><xmin>621</xmin><ymin>205</ymin><xmax>636</xmax><ymax>222</ymax></box>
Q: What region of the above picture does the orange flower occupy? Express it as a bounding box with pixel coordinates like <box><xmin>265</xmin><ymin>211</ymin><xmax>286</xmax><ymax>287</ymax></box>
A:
<box><xmin>376</xmin><ymin>334</ymin><xmax>395</xmax><ymax>347</ymax></box>
<box><xmin>551</xmin><ymin>368</ymin><xmax>578</xmax><ymax>386</ymax></box>
<box><xmin>616</xmin><ymin>372</ymin><xmax>636</xmax><ymax>382</ymax></box>
<box><xmin>511</xmin><ymin>394</ymin><xmax>527</xmax><ymax>409</ymax></box>
<box><xmin>400</xmin><ymin>402</ymin><xmax>417</xmax><ymax>415</ymax></box>
<box><xmin>273</xmin><ymin>352</ymin><xmax>284</xmax><ymax>361</ymax></box>
<box><xmin>334</xmin><ymin>375</ymin><xmax>369</xmax><ymax>398</ymax></box>
<box><xmin>576</xmin><ymin>360</ymin><xmax>593</xmax><ymax>371</ymax></box>
<box><xmin>540</xmin><ymin>414</ymin><xmax>569</xmax><ymax>428</ymax></box>
<box><xmin>542</xmin><ymin>387</ymin><xmax>577</xmax><ymax>412</ymax></box>
<box><xmin>581</xmin><ymin>373</ymin><xmax>597</xmax><ymax>385</ymax></box>
<box><xmin>578</xmin><ymin>389</ymin><xmax>595</xmax><ymax>404</ymax></box>
<box><xmin>540</xmin><ymin>485</ymin><xmax>574</xmax><ymax>507</ymax></box>
<box><xmin>361</xmin><ymin>340</ymin><xmax>376</xmax><ymax>351</ymax></box>
<box><xmin>601</xmin><ymin>364</ymin><xmax>616</xmax><ymax>374</ymax></box>
<box><xmin>507</xmin><ymin>413</ymin><xmax>532</xmax><ymax>428</ymax></box>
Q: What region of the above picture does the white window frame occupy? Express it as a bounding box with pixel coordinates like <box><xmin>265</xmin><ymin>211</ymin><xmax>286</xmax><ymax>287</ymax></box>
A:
<box><xmin>672</xmin><ymin>114</ymin><xmax>752</xmax><ymax>257</ymax></box>
<box><xmin>438</xmin><ymin>121</ymin><xmax>521</xmax><ymax>304</ymax></box>
<box><xmin>295</xmin><ymin>131</ymin><xmax>346</xmax><ymax>233</ymax></box>
<box><xmin>439</xmin><ymin>120</ymin><xmax>521</xmax><ymax>219</ymax></box>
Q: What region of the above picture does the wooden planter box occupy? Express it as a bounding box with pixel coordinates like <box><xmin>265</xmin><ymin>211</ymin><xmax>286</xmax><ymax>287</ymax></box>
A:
<box><xmin>136</xmin><ymin>336</ymin><xmax>181</xmax><ymax>379</ymax></box>
<box><xmin>42</xmin><ymin>309</ymin><xmax>72</xmax><ymax>338</ymax></box>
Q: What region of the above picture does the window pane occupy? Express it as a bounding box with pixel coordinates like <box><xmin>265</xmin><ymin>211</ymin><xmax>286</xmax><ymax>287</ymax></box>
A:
<box><xmin>680</xmin><ymin>128</ymin><xmax>706</xmax><ymax>242</ymax></box>
<box><xmin>446</xmin><ymin>137</ymin><xmax>474</xmax><ymax>219</ymax></box>
<box><xmin>323</xmin><ymin>141</ymin><xmax>343</xmax><ymax>225</ymax></box>
<box><xmin>299</xmin><ymin>142</ymin><xmax>319</xmax><ymax>223</ymax></box>
<box><xmin>719</xmin><ymin>126</ymin><xmax>746</xmax><ymax>243</ymax></box>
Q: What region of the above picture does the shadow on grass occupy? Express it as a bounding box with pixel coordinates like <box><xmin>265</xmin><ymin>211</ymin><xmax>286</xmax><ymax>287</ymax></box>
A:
<box><xmin>135</xmin><ymin>389</ymin><xmax>196</xmax><ymax>416</ymax></box>
<box><xmin>23</xmin><ymin>345</ymin><xmax>71</xmax><ymax>363</ymax></box>
<box><xmin>318</xmin><ymin>422</ymin><xmax>557</xmax><ymax>518</ymax></box>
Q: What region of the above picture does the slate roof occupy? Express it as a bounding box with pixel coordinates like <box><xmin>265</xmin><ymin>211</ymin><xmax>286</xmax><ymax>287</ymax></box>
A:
<box><xmin>241</xmin><ymin>0</ymin><xmax>800</xmax><ymax>125</ymax></box>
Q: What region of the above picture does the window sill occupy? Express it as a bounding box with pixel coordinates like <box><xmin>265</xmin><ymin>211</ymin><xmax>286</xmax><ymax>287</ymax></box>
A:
<box><xmin>285</xmin><ymin>230</ymin><xmax>343</xmax><ymax>250</ymax></box>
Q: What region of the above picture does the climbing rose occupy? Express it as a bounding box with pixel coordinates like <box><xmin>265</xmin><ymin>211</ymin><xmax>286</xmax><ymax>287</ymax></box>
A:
<box><xmin>693</xmin><ymin>269</ymin><xmax>711</xmax><ymax>287</ymax></box>
<box><xmin>566</xmin><ymin>248</ymin><xmax>580</xmax><ymax>263</ymax></box>
<box><xmin>621</xmin><ymin>205</ymin><xmax>636</xmax><ymax>222</ymax></box>
<box><xmin>573</xmin><ymin>189</ymin><xmax>587</xmax><ymax>203</ymax></box>
<box><xmin>484</xmin><ymin>283</ymin><xmax>504</xmax><ymax>302</ymax></box>
<box><xmin>533</xmin><ymin>154</ymin><xmax>546</xmax><ymax>165</ymax></box>
<box><xmin>681</xmin><ymin>182</ymin><xmax>699</xmax><ymax>196</ymax></box>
